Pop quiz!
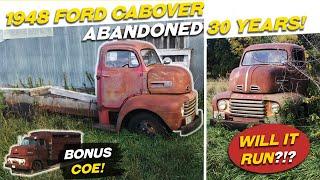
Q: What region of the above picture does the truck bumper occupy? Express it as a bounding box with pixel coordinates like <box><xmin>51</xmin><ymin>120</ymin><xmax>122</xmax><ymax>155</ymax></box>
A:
<box><xmin>5</xmin><ymin>156</ymin><xmax>33</xmax><ymax>170</ymax></box>
<box><xmin>174</xmin><ymin>110</ymin><xmax>203</xmax><ymax>136</ymax></box>
<box><xmin>210</xmin><ymin>118</ymin><xmax>262</xmax><ymax>130</ymax></box>
<box><xmin>5</xmin><ymin>162</ymin><xmax>31</xmax><ymax>170</ymax></box>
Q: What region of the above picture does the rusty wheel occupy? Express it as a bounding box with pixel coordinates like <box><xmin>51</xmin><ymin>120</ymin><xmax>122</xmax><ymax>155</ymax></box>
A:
<box><xmin>32</xmin><ymin>160</ymin><xmax>42</xmax><ymax>172</ymax></box>
<box><xmin>128</xmin><ymin>112</ymin><xmax>169</xmax><ymax>138</ymax></box>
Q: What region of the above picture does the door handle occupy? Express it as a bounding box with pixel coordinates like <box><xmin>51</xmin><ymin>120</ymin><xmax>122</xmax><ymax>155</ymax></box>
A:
<box><xmin>96</xmin><ymin>74</ymin><xmax>110</xmax><ymax>80</ymax></box>
<box><xmin>150</xmin><ymin>81</ymin><xmax>173</xmax><ymax>88</ymax></box>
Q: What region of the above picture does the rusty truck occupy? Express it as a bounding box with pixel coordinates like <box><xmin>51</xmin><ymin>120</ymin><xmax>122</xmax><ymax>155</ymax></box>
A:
<box><xmin>211</xmin><ymin>43</ymin><xmax>308</xmax><ymax>128</ymax></box>
<box><xmin>4</xmin><ymin>131</ymin><xmax>81</xmax><ymax>172</ymax></box>
<box><xmin>2</xmin><ymin>40</ymin><xmax>202</xmax><ymax>137</ymax></box>
<box><xmin>95</xmin><ymin>40</ymin><xmax>201</xmax><ymax>136</ymax></box>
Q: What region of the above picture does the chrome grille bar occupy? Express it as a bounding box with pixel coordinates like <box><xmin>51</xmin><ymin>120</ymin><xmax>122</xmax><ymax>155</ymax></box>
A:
<box><xmin>184</xmin><ymin>97</ymin><xmax>196</xmax><ymax>117</ymax></box>
<box><xmin>230</xmin><ymin>99</ymin><xmax>265</xmax><ymax>118</ymax></box>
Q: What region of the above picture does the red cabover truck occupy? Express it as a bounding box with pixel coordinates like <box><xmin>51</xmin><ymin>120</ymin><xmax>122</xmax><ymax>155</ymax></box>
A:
<box><xmin>95</xmin><ymin>40</ymin><xmax>201</xmax><ymax>136</ymax></box>
<box><xmin>211</xmin><ymin>43</ymin><xmax>308</xmax><ymax>128</ymax></box>
<box><xmin>5</xmin><ymin>131</ymin><xmax>81</xmax><ymax>172</ymax></box>
<box><xmin>2</xmin><ymin>40</ymin><xmax>202</xmax><ymax>137</ymax></box>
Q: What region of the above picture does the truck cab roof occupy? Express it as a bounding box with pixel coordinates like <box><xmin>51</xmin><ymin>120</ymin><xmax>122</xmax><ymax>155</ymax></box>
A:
<box><xmin>101</xmin><ymin>40</ymin><xmax>156</xmax><ymax>51</ymax></box>
<box><xmin>244</xmin><ymin>43</ymin><xmax>304</xmax><ymax>52</ymax></box>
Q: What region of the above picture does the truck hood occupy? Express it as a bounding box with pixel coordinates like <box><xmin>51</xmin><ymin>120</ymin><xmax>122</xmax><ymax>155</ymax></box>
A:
<box><xmin>10</xmin><ymin>145</ymin><xmax>35</xmax><ymax>156</ymax></box>
<box><xmin>229</xmin><ymin>65</ymin><xmax>286</xmax><ymax>93</ymax></box>
<box><xmin>147</xmin><ymin>65</ymin><xmax>192</xmax><ymax>94</ymax></box>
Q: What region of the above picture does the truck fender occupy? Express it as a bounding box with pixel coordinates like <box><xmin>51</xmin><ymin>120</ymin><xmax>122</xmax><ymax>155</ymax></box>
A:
<box><xmin>116</xmin><ymin>95</ymin><xmax>181</xmax><ymax>131</ymax></box>
<box><xmin>262</xmin><ymin>92</ymin><xmax>305</xmax><ymax>106</ymax></box>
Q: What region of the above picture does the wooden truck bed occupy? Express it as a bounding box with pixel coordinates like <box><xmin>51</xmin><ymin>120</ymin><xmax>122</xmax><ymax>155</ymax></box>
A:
<box><xmin>0</xmin><ymin>86</ymin><xmax>98</xmax><ymax>118</ymax></box>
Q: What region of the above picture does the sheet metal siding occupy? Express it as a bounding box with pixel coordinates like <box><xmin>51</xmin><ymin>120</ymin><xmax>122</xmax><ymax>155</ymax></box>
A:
<box><xmin>0</xmin><ymin>25</ymin><xmax>203</xmax><ymax>90</ymax></box>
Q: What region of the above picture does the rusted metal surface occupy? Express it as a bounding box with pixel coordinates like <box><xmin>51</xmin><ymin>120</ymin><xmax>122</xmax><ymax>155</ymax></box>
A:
<box><xmin>96</xmin><ymin>40</ymin><xmax>199</xmax><ymax>133</ymax></box>
<box><xmin>96</xmin><ymin>41</ymin><xmax>146</xmax><ymax>110</ymax></box>
<box><xmin>229</xmin><ymin>65</ymin><xmax>286</xmax><ymax>93</ymax></box>
<box><xmin>116</xmin><ymin>90</ymin><xmax>197</xmax><ymax>131</ymax></box>
<box><xmin>212</xmin><ymin>43</ymin><xmax>308</xmax><ymax>126</ymax></box>
<box><xmin>229</xmin><ymin>65</ymin><xmax>308</xmax><ymax>94</ymax></box>
<box><xmin>148</xmin><ymin>65</ymin><xmax>192</xmax><ymax>94</ymax></box>
<box><xmin>2</xmin><ymin>88</ymin><xmax>98</xmax><ymax>118</ymax></box>
<box><xmin>98</xmin><ymin>68</ymin><xmax>142</xmax><ymax>109</ymax></box>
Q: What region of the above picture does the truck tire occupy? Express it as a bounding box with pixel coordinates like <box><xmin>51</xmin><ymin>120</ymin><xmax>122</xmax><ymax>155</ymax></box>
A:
<box><xmin>32</xmin><ymin>160</ymin><xmax>42</xmax><ymax>172</ymax></box>
<box><xmin>127</xmin><ymin>112</ymin><xmax>170</xmax><ymax>138</ymax></box>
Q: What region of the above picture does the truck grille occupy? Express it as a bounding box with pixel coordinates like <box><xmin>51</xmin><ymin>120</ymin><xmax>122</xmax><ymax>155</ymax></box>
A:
<box><xmin>230</xmin><ymin>99</ymin><xmax>265</xmax><ymax>118</ymax></box>
<box><xmin>236</xmin><ymin>85</ymin><xmax>243</xmax><ymax>91</ymax></box>
<box><xmin>184</xmin><ymin>97</ymin><xmax>196</xmax><ymax>117</ymax></box>
<box><xmin>250</xmin><ymin>85</ymin><xmax>260</xmax><ymax>92</ymax></box>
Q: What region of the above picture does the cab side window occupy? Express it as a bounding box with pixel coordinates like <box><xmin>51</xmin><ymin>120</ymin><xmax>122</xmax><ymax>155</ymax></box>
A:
<box><xmin>39</xmin><ymin>139</ymin><xmax>46</xmax><ymax>146</ymax></box>
<box><xmin>105</xmin><ymin>50</ymin><xmax>139</xmax><ymax>68</ymax></box>
<box><xmin>292</xmin><ymin>48</ymin><xmax>305</xmax><ymax>68</ymax></box>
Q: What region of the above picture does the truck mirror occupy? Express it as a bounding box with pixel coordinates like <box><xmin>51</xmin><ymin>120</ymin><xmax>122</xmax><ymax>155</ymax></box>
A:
<box><xmin>163</xmin><ymin>57</ymin><xmax>172</xmax><ymax>65</ymax></box>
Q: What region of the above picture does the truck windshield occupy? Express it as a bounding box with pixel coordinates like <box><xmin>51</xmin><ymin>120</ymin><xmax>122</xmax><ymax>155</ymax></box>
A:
<box><xmin>242</xmin><ymin>50</ymin><xmax>287</xmax><ymax>65</ymax></box>
<box><xmin>20</xmin><ymin>138</ymin><xmax>37</xmax><ymax>146</ymax></box>
<box><xmin>141</xmin><ymin>49</ymin><xmax>162</xmax><ymax>66</ymax></box>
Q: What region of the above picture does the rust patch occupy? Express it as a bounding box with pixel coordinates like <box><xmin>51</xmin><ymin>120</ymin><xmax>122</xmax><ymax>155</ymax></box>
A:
<box><xmin>147</xmin><ymin>65</ymin><xmax>192</xmax><ymax>94</ymax></box>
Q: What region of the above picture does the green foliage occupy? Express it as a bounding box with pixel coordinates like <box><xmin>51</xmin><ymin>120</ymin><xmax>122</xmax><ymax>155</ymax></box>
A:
<box><xmin>207</xmin><ymin>126</ymin><xmax>320</xmax><ymax>180</ymax></box>
<box><xmin>63</xmin><ymin>73</ymin><xmax>75</xmax><ymax>91</ymax></box>
<box><xmin>63</xmin><ymin>73</ymin><xmax>70</xmax><ymax>90</ymax></box>
<box><xmin>85</xmin><ymin>71</ymin><xmax>95</xmax><ymax>88</ymax></box>
<box><xmin>198</xmin><ymin>88</ymin><xmax>204</xmax><ymax>110</ymax></box>
<box><xmin>0</xmin><ymin>91</ymin><xmax>7</xmax><ymax>112</ymax></box>
<box><xmin>279</xmin><ymin>89</ymin><xmax>320</xmax><ymax>128</ymax></box>
<box><xmin>19</xmin><ymin>77</ymin><xmax>45</xmax><ymax>88</ymax></box>
<box><xmin>207</xmin><ymin>39</ymin><xmax>238</xmax><ymax>78</ymax></box>
<box><xmin>280</xmin><ymin>100</ymin><xmax>306</xmax><ymax>126</ymax></box>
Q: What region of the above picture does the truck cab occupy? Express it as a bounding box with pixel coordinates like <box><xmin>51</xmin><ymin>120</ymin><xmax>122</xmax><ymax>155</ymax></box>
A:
<box><xmin>95</xmin><ymin>40</ymin><xmax>201</xmax><ymax>136</ymax></box>
<box><xmin>211</xmin><ymin>43</ymin><xmax>308</xmax><ymax>128</ymax></box>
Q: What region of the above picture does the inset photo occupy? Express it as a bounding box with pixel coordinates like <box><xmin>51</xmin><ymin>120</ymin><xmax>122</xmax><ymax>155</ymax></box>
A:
<box><xmin>4</xmin><ymin>130</ymin><xmax>82</xmax><ymax>176</ymax></box>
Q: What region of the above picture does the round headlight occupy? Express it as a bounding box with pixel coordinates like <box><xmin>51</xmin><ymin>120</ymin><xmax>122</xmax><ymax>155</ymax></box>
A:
<box><xmin>217</xmin><ymin>100</ymin><xmax>228</xmax><ymax>111</ymax></box>
<box><xmin>271</xmin><ymin>103</ymin><xmax>280</xmax><ymax>114</ymax></box>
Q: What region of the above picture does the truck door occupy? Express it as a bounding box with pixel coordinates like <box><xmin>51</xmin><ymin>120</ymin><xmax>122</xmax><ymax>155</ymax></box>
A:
<box><xmin>36</xmin><ymin>139</ymin><xmax>48</xmax><ymax>164</ymax></box>
<box><xmin>97</xmin><ymin>49</ymin><xmax>143</xmax><ymax>108</ymax></box>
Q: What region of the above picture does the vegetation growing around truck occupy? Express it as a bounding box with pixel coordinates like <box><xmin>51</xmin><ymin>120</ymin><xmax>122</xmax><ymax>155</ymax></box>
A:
<box><xmin>0</xmin><ymin>111</ymin><xmax>203</xmax><ymax>179</ymax></box>
<box><xmin>207</xmin><ymin>34</ymin><xmax>320</xmax><ymax>124</ymax></box>
<box><xmin>207</xmin><ymin>35</ymin><xmax>320</xmax><ymax>179</ymax></box>
<box><xmin>207</xmin><ymin>78</ymin><xmax>320</xmax><ymax>179</ymax></box>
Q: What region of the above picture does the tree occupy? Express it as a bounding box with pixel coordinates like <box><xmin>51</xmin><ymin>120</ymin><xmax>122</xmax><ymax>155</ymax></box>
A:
<box><xmin>207</xmin><ymin>39</ymin><xmax>238</xmax><ymax>78</ymax></box>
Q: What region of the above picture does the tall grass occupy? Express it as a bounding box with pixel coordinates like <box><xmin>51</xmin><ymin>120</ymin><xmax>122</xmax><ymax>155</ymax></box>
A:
<box><xmin>207</xmin><ymin>78</ymin><xmax>228</xmax><ymax>118</ymax></box>
<box><xmin>207</xmin><ymin>79</ymin><xmax>320</xmax><ymax>179</ymax></box>
<box><xmin>0</xmin><ymin>112</ymin><xmax>203</xmax><ymax>179</ymax></box>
